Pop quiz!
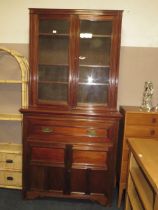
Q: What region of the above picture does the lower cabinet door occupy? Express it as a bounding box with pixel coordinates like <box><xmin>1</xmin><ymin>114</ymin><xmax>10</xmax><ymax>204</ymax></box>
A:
<box><xmin>26</xmin><ymin>143</ymin><xmax>112</xmax><ymax>205</ymax></box>
<box><xmin>71</xmin><ymin>168</ymin><xmax>109</xmax><ymax>195</ymax></box>
<box><xmin>29</xmin><ymin>165</ymin><xmax>65</xmax><ymax>192</ymax></box>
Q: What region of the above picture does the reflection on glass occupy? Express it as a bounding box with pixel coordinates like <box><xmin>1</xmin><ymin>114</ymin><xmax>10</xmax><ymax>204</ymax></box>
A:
<box><xmin>87</xmin><ymin>75</ymin><xmax>93</xmax><ymax>84</ymax></box>
<box><xmin>78</xmin><ymin>85</ymin><xmax>108</xmax><ymax>104</ymax></box>
<box><xmin>79</xmin><ymin>56</ymin><xmax>86</xmax><ymax>60</ymax></box>
<box><xmin>79</xmin><ymin>67</ymin><xmax>109</xmax><ymax>84</ymax></box>
<box><xmin>80</xmin><ymin>33</ymin><xmax>93</xmax><ymax>38</ymax></box>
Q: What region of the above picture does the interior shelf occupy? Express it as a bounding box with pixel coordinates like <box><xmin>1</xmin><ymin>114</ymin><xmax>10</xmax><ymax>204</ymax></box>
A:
<box><xmin>39</xmin><ymin>81</ymin><xmax>68</xmax><ymax>85</ymax></box>
<box><xmin>0</xmin><ymin>80</ymin><xmax>25</xmax><ymax>84</ymax></box>
<box><xmin>39</xmin><ymin>33</ymin><xmax>112</xmax><ymax>39</ymax></box>
<box><xmin>39</xmin><ymin>33</ymin><xmax>69</xmax><ymax>37</ymax></box>
<box><xmin>0</xmin><ymin>113</ymin><xmax>22</xmax><ymax>121</ymax></box>
<box><xmin>78</xmin><ymin>82</ymin><xmax>109</xmax><ymax>86</ymax></box>
<box><xmin>39</xmin><ymin>64</ymin><xmax>109</xmax><ymax>68</ymax></box>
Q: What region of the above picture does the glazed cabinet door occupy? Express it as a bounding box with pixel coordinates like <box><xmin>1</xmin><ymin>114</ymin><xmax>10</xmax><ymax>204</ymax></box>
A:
<box><xmin>30</xmin><ymin>14</ymin><xmax>72</xmax><ymax>106</ymax></box>
<box><xmin>77</xmin><ymin>17</ymin><xmax>112</xmax><ymax>107</ymax></box>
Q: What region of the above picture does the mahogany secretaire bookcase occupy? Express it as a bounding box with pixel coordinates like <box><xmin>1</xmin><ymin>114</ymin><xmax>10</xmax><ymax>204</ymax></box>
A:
<box><xmin>20</xmin><ymin>8</ymin><xmax>122</xmax><ymax>205</ymax></box>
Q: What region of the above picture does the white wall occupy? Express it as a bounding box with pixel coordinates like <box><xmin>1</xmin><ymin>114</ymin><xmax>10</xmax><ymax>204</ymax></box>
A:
<box><xmin>0</xmin><ymin>0</ymin><xmax>158</xmax><ymax>47</ymax></box>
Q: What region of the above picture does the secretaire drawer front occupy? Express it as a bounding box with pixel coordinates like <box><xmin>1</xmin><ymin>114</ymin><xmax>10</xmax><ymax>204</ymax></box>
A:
<box><xmin>31</xmin><ymin>147</ymin><xmax>65</xmax><ymax>164</ymax></box>
<box><xmin>0</xmin><ymin>153</ymin><xmax>22</xmax><ymax>170</ymax></box>
<box><xmin>73</xmin><ymin>150</ymin><xmax>108</xmax><ymax>167</ymax></box>
<box><xmin>126</xmin><ymin>126</ymin><xmax>158</xmax><ymax>138</ymax></box>
<box><xmin>31</xmin><ymin>125</ymin><xmax>108</xmax><ymax>137</ymax></box>
<box><xmin>26</xmin><ymin>118</ymin><xmax>116</xmax><ymax>143</ymax></box>
<box><xmin>126</xmin><ymin>113</ymin><xmax>158</xmax><ymax>126</ymax></box>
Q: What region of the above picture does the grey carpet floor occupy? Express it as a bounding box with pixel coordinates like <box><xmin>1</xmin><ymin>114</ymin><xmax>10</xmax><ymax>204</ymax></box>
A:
<box><xmin>0</xmin><ymin>188</ymin><xmax>124</xmax><ymax>210</ymax></box>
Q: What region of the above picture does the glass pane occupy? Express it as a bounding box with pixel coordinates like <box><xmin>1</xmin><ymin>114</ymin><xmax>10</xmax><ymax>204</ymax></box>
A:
<box><xmin>78</xmin><ymin>85</ymin><xmax>108</xmax><ymax>104</ymax></box>
<box><xmin>79</xmin><ymin>38</ymin><xmax>111</xmax><ymax>66</ymax></box>
<box><xmin>79</xmin><ymin>67</ymin><xmax>109</xmax><ymax>84</ymax></box>
<box><xmin>80</xmin><ymin>20</ymin><xmax>112</xmax><ymax>35</ymax></box>
<box><xmin>39</xmin><ymin>19</ymin><xmax>69</xmax><ymax>34</ymax></box>
<box><xmin>38</xmin><ymin>19</ymin><xmax>69</xmax><ymax>104</ymax></box>
<box><xmin>39</xmin><ymin>65</ymin><xmax>68</xmax><ymax>82</ymax></box>
<box><xmin>38</xmin><ymin>83</ymin><xmax>68</xmax><ymax>102</ymax></box>
<box><xmin>39</xmin><ymin>36</ymin><xmax>69</xmax><ymax>65</ymax></box>
<box><xmin>77</xmin><ymin>20</ymin><xmax>112</xmax><ymax>105</ymax></box>
<box><xmin>38</xmin><ymin>66</ymin><xmax>68</xmax><ymax>103</ymax></box>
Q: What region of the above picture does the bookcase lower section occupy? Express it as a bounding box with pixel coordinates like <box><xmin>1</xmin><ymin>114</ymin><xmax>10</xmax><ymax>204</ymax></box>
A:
<box><xmin>21</xmin><ymin>110</ymin><xmax>121</xmax><ymax>206</ymax></box>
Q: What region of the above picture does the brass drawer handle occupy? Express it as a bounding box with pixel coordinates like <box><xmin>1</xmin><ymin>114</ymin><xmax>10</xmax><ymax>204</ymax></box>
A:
<box><xmin>87</xmin><ymin>129</ymin><xmax>96</xmax><ymax>137</ymax></box>
<box><xmin>6</xmin><ymin>159</ymin><xmax>13</xmax><ymax>163</ymax></box>
<box><xmin>152</xmin><ymin>118</ymin><xmax>157</xmax><ymax>123</ymax></box>
<box><xmin>150</xmin><ymin>130</ymin><xmax>155</xmax><ymax>136</ymax></box>
<box><xmin>6</xmin><ymin>176</ymin><xmax>14</xmax><ymax>181</ymax></box>
<box><xmin>41</xmin><ymin>127</ymin><xmax>53</xmax><ymax>133</ymax></box>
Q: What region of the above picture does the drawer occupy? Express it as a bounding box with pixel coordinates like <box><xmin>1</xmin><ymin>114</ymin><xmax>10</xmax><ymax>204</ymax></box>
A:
<box><xmin>31</xmin><ymin>147</ymin><xmax>65</xmax><ymax>164</ymax></box>
<box><xmin>0</xmin><ymin>170</ymin><xmax>22</xmax><ymax>188</ymax></box>
<box><xmin>32</xmin><ymin>125</ymin><xmax>108</xmax><ymax>137</ymax></box>
<box><xmin>126</xmin><ymin>125</ymin><xmax>158</xmax><ymax>138</ymax></box>
<box><xmin>26</xmin><ymin>118</ymin><xmax>115</xmax><ymax>143</ymax></box>
<box><xmin>73</xmin><ymin>150</ymin><xmax>107</xmax><ymax>167</ymax></box>
<box><xmin>31</xmin><ymin>145</ymin><xmax>109</xmax><ymax>169</ymax></box>
<box><xmin>0</xmin><ymin>152</ymin><xmax>22</xmax><ymax>170</ymax></box>
<box><xmin>27</xmin><ymin>116</ymin><xmax>114</xmax><ymax>128</ymax></box>
<box><xmin>126</xmin><ymin>113</ymin><xmax>158</xmax><ymax>126</ymax></box>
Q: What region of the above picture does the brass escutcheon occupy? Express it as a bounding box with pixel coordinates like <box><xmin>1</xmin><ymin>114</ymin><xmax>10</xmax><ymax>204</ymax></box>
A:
<box><xmin>41</xmin><ymin>127</ymin><xmax>53</xmax><ymax>133</ymax></box>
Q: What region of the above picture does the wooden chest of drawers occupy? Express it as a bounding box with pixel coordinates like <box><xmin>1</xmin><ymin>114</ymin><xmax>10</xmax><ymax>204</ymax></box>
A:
<box><xmin>21</xmin><ymin>110</ymin><xmax>120</xmax><ymax>205</ymax></box>
<box><xmin>117</xmin><ymin>106</ymin><xmax>158</xmax><ymax>207</ymax></box>
<box><xmin>0</xmin><ymin>143</ymin><xmax>22</xmax><ymax>189</ymax></box>
<box><xmin>125</xmin><ymin>138</ymin><xmax>158</xmax><ymax>210</ymax></box>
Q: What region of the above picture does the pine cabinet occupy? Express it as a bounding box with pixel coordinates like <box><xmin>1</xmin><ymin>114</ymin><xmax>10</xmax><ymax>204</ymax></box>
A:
<box><xmin>0</xmin><ymin>143</ymin><xmax>22</xmax><ymax>189</ymax></box>
<box><xmin>117</xmin><ymin>106</ymin><xmax>158</xmax><ymax>207</ymax></box>
<box><xmin>21</xmin><ymin>8</ymin><xmax>122</xmax><ymax>205</ymax></box>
